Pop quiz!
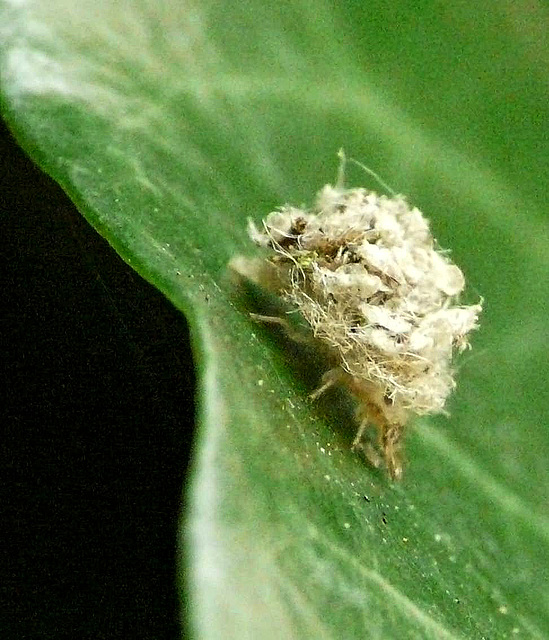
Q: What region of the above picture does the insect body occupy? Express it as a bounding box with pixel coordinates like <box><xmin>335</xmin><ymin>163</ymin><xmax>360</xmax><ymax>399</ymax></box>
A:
<box><xmin>233</xmin><ymin>178</ymin><xmax>481</xmax><ymax>479</ymax></box>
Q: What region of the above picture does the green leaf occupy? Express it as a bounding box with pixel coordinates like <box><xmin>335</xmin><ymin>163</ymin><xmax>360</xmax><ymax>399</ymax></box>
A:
<box><xmin>2</xmin><ymin>1</ymin><xmax>548</xmax><ymax>637</ymax></box>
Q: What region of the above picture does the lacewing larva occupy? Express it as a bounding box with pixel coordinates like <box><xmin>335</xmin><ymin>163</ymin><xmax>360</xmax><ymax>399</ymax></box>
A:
<box><xmin>231</xmin><ymin>155</ymin><xmax>481</xmax><ymax>479</ymax></box>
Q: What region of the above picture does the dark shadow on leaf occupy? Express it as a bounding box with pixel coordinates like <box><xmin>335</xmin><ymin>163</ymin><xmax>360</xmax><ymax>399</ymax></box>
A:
<box><xmin>230</xmin><ymin>271</ymin><xmax>382</xmax><ymax>464</ymax></box>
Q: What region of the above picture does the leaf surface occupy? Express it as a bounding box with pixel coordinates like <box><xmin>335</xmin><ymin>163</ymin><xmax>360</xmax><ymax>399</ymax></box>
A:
<box><xmin>1</xmin><ymin>1</ymin><xmax>548</xmax><ymax>638</ymax></box>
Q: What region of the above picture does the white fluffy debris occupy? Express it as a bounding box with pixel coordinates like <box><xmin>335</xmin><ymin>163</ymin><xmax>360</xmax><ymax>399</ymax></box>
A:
<box><xmin>242</xmin><ymin>181</ymin><xmax>482</xmax><ymax>478</ymax></box>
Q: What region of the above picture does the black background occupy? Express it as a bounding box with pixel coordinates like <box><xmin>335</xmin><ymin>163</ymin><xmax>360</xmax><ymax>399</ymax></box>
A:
<box><xmin>2</xmin><ymin>116</ymin><xmax>195</xmax><ymax>639</ymax></box>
